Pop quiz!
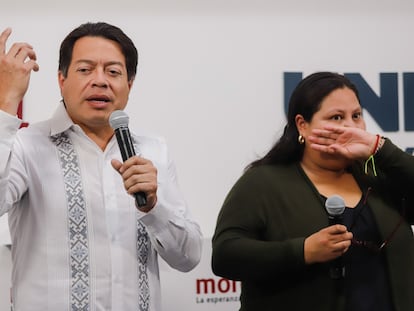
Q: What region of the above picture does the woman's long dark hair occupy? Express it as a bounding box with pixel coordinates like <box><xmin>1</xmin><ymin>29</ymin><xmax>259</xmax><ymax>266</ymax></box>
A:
<box><xmin>248</xmin><ymin>72</ymin><xmax>360</xmax><ymax>169</ymax></box>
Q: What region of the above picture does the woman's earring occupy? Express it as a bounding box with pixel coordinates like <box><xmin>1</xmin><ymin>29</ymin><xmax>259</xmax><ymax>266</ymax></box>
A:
<box><xmin>298</xmin><ymin>135</ymin><xmax>305</xmax><ymax>144</ymax></box>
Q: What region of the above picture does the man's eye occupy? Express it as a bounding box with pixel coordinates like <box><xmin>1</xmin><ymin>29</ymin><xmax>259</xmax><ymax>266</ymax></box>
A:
<box><xmin>331</xmin><ymin>115</ymin><xmax>342</xmax><ymax>121</ymax></box>
<box><xmin>77</xmin><ymin>68</ymin><xmax>91</xmax><ymax>73</ymax></box>
<box><xmin>108</xmin><ymin>69</ymin><xmax>121</xmax><ymax>76</ymax></box>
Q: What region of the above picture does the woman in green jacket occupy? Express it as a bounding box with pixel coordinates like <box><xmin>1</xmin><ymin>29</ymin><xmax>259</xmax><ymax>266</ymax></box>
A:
<box><xmin>212</xmin><ymin>72</ymin><xmax>414</xmax><ymax>311</ymax></box>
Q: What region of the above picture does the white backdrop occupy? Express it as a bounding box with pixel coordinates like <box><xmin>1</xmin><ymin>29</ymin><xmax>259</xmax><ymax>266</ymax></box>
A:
<box><xmin>1</xmin><ymin>1</ymin><xmax>414</xmax><ymax>310</ymax></box>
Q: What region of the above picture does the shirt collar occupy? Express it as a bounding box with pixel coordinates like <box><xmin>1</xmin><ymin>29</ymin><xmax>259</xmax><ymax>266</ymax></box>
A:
<box><xmin>49</xmin><ymin>101</ymin><xmax>75</xmax><ymax>136</ymax></box>
<box><xmin>48</xmin><ymin>103</ymin><xmax>143</xmax><ymax>154</ymax></box>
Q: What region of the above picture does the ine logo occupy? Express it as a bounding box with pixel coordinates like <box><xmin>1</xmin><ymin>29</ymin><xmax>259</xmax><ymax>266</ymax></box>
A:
<box><xmin>284</xmin><ymin>72</ymin><xmax>414</xmax><ymax>132</ymax></box>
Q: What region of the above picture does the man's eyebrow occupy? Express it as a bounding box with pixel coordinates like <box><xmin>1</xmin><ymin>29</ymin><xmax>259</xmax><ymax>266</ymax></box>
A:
<box><xmin>74</xmin><ymin>59</ymin><xmax>124</xmax><ymax>67</ymax></box>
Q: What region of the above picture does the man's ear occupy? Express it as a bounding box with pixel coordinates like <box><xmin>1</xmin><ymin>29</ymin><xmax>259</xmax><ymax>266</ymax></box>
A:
<box><xmin>58</xmin><ymin>71</ymin><xmax>65</xmax><ymax>92</ymax></box>
<box><xmin>128</xmin><ymin>78</ymin><xmax>134</xmax><ymax>90</ymax></box>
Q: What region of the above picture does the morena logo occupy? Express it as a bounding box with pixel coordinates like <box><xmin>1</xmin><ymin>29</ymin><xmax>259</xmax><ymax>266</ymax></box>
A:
<box><xmin>18</xmin><ymin>101</ymin><xmax>29</xmax><ymax>128</ymax></box>
<box><xmin>196</xmin><ymin>278</ymin><xmax>240</xmax><ymax>295</ymax></box>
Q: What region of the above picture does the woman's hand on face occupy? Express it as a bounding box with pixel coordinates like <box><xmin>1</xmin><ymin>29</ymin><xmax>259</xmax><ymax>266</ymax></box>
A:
<box><xmin>304</xmin><ymin>224</ymin><xmax>353</xmax><ymax>264</ymax></box>
<box><xmin>307</xmin><ymin>125</ymin><xmax>378</xmax><ymax>160</ymax></box>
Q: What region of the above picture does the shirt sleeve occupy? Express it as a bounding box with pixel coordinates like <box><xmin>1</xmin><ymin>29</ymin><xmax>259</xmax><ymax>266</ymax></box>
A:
<box><xmin>0</xmin><ymin>111</ymin><xmax>24</xmax><ymax>216</ymax></box>
<box><xmin>373</xmin><ymin>138</ymin><xmax>414</xmax><ymax>222</ymax></box>
<box><xmin>138</xmin><ymin>138</ymin><xmax>202</xmax><ymax>272</ymax></box>
<box><xmin>374</xmin><ymin>138</ymin><xmax>414</xmax><ymax>188</ymax></box>
<box><xmin>211</xmin><ymin>167</ymin><xmax>307</xmax><ymax>282</ymax></box>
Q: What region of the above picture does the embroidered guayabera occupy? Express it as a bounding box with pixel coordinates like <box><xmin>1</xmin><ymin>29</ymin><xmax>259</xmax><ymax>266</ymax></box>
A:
<box><xmin>51</xmin><ymin>132</ymin><xmax>90</xmax><ymax>310</ymax></box>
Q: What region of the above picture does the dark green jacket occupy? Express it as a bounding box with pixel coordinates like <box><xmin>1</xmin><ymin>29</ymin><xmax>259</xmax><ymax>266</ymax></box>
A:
<box><xmin>212</xmin><ymin>139</ymin><xmax>414</xmax><ymax>311</ymax></box>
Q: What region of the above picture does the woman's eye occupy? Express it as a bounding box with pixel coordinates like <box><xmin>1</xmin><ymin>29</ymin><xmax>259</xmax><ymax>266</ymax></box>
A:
<box><xmin>331</xmin><ymin>115</ymin><xmax>343</xmax><ymax>121</ymax></box>
<box><xmin>353</xmin><ymin>112</ymin><xmax>362</xmax><ymax>119</ymax></box>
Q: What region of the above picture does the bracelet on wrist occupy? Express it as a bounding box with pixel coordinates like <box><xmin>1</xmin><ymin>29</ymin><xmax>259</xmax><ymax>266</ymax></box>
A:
<box><xmin>370</xmin><ymin>134</ymin><xmax>385</xmax><ymax>156</ymax></box>
<box><xmin>375</xmin><ymin>136</ymin><xmax>385</xmax><ymax>154</ymax></box>
<box><xmin>365</xmin><ymin>135</ymin><xmax>385</xmax><ymax>177</ymax></box>
<box><xmin>370</xmin><ymin>134</ymin><xmax>380</xmax><ymax>155</ymax></box>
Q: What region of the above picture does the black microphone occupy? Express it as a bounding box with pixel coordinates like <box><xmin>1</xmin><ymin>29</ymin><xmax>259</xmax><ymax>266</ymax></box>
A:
<box><xmin>325</xmin><ymin>194</ymin><xmax>346</xmax><ymax>279</ymax></box>
<box><xmin>109</xmin><ymin>110</ymin><xmax>147</xmax><ymax>207</ymax></box>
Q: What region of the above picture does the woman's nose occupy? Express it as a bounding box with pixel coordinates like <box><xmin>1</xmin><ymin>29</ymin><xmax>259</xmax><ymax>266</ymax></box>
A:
<box><xmin>343</xmin><ymin>117</ymin><xmax>356</xmax><ymax>127</ymax></box>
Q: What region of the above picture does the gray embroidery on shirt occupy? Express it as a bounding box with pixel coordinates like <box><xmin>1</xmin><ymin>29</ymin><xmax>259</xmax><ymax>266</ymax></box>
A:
<box><xmin>133</xmin><ymin>142</ymin><xmax>150</xmax><ymax>311</ymax></box>
<box><xmin>51</xmin><ymin>132</ymin><xmax>90</xmax><ymax>311</ymax></box>
<box><xmin>137</xmin><ymin>220</ymin><xmax>150</xmax><ymax>311</ymax></box>
<box><xmin>49</xmin><ymin>134</ymin><xmax>150</xmax><ymax>310</ymax></box>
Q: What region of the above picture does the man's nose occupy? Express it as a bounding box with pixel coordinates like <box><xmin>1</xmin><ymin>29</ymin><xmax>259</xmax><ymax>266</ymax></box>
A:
<box><xmin>91</xmin><ymin>69</ymin><xmax>108</xmax><ymax>87</ymax></box>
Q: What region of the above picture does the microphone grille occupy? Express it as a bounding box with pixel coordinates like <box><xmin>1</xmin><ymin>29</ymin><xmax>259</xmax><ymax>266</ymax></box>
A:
<box><xmin>325</xmin><ymin>194</ymin><xmax>346</xmax><ymax>216</ymax></box>
<box><xmin>109</xmin><ymin>110</ymin><xmax>129</xmax><ymax>129</ymax></box>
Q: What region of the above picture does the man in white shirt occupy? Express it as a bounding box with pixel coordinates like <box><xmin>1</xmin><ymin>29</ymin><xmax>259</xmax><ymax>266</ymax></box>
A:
<box><xmin>0</xmin><ymin>22</ymin><xmax>202</xmax><ymax>311</ymax></box>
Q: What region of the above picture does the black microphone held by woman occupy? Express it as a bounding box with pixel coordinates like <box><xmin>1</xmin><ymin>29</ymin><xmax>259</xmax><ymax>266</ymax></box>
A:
<box><xmin>325</xmin><ymin>194</ymin><xmax>346</xmax><ymax>279</ymax></box>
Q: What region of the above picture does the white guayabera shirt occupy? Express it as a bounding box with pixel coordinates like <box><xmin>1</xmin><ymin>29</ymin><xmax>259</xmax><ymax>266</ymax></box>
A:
<box><xmin>0</xmin><ymin>103</ymin><xmax>202</xmax><ymax>311</ymax></box>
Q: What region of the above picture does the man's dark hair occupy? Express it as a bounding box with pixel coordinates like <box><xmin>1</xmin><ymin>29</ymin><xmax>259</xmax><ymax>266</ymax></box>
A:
<box><xmin>58</xmin><ymin>22</ymin><xmax>138</xmax><ymax>81</ymax></box>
